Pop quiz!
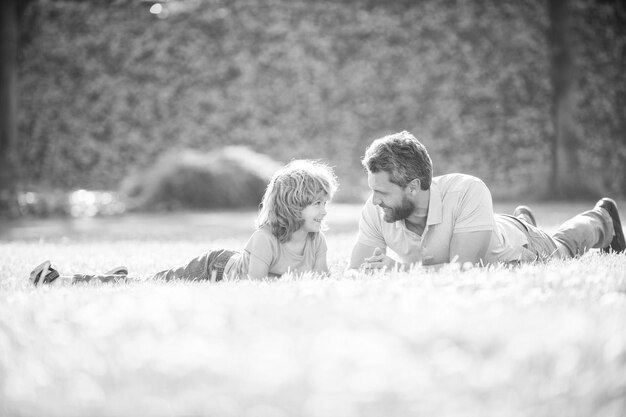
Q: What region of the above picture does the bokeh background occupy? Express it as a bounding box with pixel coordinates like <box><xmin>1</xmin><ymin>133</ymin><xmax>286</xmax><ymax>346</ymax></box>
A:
<box><xmin>0</xmin><ymin>0</ymin><xmax>625</xmax><ymax>216</ymax></box>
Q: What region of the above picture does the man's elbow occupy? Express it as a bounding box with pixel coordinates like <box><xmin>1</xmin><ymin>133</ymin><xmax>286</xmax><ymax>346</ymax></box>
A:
<box><xmin>346</xmin><ymin>262</ymin><xmax>361</xmax><ymax>272</ymax></box>
<box><xmin>347</xmin><ymin>253</ymin><xmax>364</xmax><ymax>271</ymax></box>
<box><xmin>448</xmin><ymin>249</ymin><xmax>487</xmax><ymax>266</ymax></box>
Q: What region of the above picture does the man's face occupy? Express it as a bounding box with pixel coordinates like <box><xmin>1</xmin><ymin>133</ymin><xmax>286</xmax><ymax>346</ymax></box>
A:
<box><xmin>367</xmin><ymin>171</ymin><xmax>414</xmax><ymax>223</ymax></box>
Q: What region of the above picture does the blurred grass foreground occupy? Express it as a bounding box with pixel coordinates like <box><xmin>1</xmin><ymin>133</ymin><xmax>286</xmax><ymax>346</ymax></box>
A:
<box><xmin>1</xmin><ymin>200</ymin><xmax>625</xmax><ymax>416</ymax></box>
<box><xmin>1</xmin><ymin>240</ymin><xmax>625</xmax><ymax>417</ymax></box>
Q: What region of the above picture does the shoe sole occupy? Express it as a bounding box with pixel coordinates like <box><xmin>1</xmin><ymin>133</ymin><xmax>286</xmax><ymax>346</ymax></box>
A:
<box><xmin>29</xmin><ymin>261</ymin><xmax>60</xmax><ymax>286</ymax></box>
<box><xmin>104</xmin><ymin>266</ymin><xmax>128</xmax><ymax>276</ymax></box>
<box><xmin>513</xmin><ymin>205</ymin><xmax>537</xmax><ymax>227</ymax></box>
<box><xmin>599</xmin><ymin>198</ymin><xmax>625</xmax><ymax>253</ymax></box>
<box><xmin>30</xmin><ymin>263</ymin><xmax>128</xmax><ymax>286</ymax></box>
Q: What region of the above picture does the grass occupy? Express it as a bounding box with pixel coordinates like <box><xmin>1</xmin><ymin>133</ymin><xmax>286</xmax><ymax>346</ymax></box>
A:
<box><xmin>1</xmin><ymin>203</ymin><xmax>625</xmax><ymax>417</ymax></box>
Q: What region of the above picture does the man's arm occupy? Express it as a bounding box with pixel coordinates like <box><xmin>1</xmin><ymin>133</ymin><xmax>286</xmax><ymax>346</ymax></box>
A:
<box><xmin>350</xmin><ymin>230</ymin><xmax>492</xmax><ymax>272</ymax></box>
<box><xmin>348</xmin><ymin>241</ymin><xmax>384</xmax><ymax>270</ymax></box>
<box><xmin>349</xmin><ymin>197</ymin><xmax>388</xmax><ymax>271</ymax></box>
<box><xmin>351</xmin><ymin>229</ymin><xmax>492</xmax><ymax>270</ymax></box>
<box><xmin>446</xmin><ymin>230</ymin><xmax>492</xmax><ymax>266</ymax></box>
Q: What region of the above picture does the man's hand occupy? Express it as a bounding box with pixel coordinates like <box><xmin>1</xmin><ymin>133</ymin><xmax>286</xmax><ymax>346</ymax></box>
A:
<box><xmin>361</xmin><ymin>247</ymin><xmax>397</xmax><ymax>271</ymax></box>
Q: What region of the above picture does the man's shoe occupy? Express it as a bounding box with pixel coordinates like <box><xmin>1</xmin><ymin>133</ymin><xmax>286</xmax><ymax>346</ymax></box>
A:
<box><xmin>513</xmin><ymin>205</ymin><xmax>537</xmax><ymax>227</ymax></box>
<box><xmin>29</xmin><ymin>261</ymin><xmax>60</xmax><ymax>286</ymax></box>
<box><xmin>596</xmin><ymin>198</ymin><xmax>625</xmax><ymax>253</ymax></box>
<box><xmin>104</xmin><ymin>266</ymin><xmax>128</xmax><ymax>276</ymax></box>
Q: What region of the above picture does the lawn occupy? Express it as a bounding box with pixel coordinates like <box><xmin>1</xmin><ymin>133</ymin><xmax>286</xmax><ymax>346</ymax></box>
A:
<box><xmin>1</xmin><ymin>203</ymin><xmax>625</xmax><ymax>417</ymax></box>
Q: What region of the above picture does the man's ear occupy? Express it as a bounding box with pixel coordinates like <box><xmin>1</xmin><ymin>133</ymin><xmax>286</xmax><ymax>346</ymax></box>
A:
<box><xmin>408</xmin><ymin>178</ymin><xmax>421</xmax><ymax>193</ymax></box>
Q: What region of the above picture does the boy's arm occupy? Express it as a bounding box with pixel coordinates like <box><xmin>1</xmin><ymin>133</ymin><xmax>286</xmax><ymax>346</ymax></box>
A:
<box><xmin>247</xmin><ymin>255</ymin><xmax>270</xmax><ymax>280</ymax></box>
<box><xmin>244</xmin><ymin>230</ymin><xmax>274</xmax><ymax>280</ymax></box>
<box><xmin>313</xmin><ymin>255</ymin><xmax>329</xmax><ymax>274</ymax></box>
<box><xmin>313</xmin><ymin>233</ymin><xmax>329</xmax><ymax>274</ymax></box>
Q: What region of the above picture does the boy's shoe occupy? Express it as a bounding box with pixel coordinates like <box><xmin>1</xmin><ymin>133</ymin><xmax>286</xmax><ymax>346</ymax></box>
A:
<box><xmin>596</xmin><ymin>198</ymin><xmax>625</xmax><ymax>253</ymax></box>
<box><xmin>30</xmin><ymin>263</ymin><xmax>128</xmax><ymax>287</ymax></box>
<box><xmin>29</xmin><ymin>261</ymin><xmax>60</xmax><ymax>286</ymax></box>
<box><xmin>513</xmin><ymin>205</ymin><xmax>537</xmax><ymax>227</ymax></box>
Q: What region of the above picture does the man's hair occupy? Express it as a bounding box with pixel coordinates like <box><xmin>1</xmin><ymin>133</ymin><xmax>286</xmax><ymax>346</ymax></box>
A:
<box><xmin>362</xmin><ymin>131</ymin><xmax>433</xmax><ymax>190</ymax></box>
<box><xmin>257</xmin><ymin>159</ymin><xmax>338</xmax><ymax>243</ymax></box>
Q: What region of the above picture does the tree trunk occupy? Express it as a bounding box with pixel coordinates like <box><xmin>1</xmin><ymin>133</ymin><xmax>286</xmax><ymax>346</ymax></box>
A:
<box><xmin>0</xmin><ymin>0</ymin><xmax>19</xmax><ymax>216</ymax></box>
<box><xmin>547</xmin><ymin>0</ymin><xmax>597</xmax><ymax>199</ymax></box>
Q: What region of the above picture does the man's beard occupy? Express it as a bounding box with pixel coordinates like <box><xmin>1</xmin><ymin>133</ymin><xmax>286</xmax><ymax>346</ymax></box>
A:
<box><xmin>381</xmin><ymin>195</ymin><xmax>415</xmax><ymax>223</ymax></box>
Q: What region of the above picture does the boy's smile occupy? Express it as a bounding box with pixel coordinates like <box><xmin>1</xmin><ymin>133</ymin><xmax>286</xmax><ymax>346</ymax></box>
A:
<box><xmin>301</xmin><ymin>196</ymin><xmax>328</xmax><ymax>233</ymax></box>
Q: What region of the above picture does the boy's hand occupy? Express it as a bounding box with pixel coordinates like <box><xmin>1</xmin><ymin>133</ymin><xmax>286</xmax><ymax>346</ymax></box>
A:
<box><xmin>362</xmin><ymin>247</ymin><xmax>396</xmax><ymax>271</ymax></box>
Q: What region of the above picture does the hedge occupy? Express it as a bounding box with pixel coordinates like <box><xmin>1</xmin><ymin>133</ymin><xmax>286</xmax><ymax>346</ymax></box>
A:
<box><xmin>16</xmin><ymin>0</ymin><xmax>626</xmax><ymax>201</ymax></box>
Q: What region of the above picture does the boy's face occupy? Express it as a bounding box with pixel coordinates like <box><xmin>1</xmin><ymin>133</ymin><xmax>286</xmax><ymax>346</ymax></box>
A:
<box><xmin>300</xmin><ymin>195</ymin><xmax>329</xmax><ymax>233</ymax></box>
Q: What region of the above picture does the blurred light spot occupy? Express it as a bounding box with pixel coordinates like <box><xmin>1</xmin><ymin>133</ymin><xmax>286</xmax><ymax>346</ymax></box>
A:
<box><xmin>24</xmin><ymin>192</ymin><xmax>36</xmax><ymax>204</ymax></box>
<box><xmin>70</xmin><ymin>189</ymin><xmax>95</xmax><ymax>205</ymax></box>
<box><xmin>215</xmin><ymin>8</ymin><xmax>229</xmax><ymax>19</ymax></box>
<box><xmin>149</xmin><ymin>3</ymin><xmax>162</xmax><ymax>14</ymax></box>
<box><xmin>101</xmin><ymin>192</ymin><xmax>113</xmax><ymax>204</ymax></box>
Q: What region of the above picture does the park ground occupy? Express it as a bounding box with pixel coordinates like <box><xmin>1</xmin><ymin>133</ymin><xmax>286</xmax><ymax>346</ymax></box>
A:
<box><xmin>0</xmin><ymin>202</ymin><xmax>625</xmax><ymax>417</ymax></box>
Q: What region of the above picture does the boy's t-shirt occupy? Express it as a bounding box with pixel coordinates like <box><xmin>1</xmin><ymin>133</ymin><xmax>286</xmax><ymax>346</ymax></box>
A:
<box><xmin>225</xmin><ymin>226</ymin><xmax>327</xmax><ymax>278</ymax></box>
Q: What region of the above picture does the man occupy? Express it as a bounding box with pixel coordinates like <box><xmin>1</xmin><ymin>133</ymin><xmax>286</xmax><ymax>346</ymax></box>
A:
<box><xmin>349</xmin><ymin>131</ymin><xmax>625</xmax><ymax>271</ymax></box>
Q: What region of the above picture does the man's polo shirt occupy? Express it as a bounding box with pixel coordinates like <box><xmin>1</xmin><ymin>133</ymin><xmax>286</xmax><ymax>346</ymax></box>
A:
<box><xmin>356</xmin><ymin>173</ymin><xmax>529</xmax><ymax>265</ymax></box>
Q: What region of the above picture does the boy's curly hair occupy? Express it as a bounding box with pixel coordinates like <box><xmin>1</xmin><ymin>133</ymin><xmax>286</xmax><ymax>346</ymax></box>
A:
<box><xmin>257</xmin><ymin>160</ymin><xmax>338</xmax><ymax>243</ymax></box>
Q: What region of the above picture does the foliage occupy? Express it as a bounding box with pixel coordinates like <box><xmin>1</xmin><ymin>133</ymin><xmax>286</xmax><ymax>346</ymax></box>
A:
<box><xmin>120</xmin><ymin>146</ymin><xmax>281</xmax><ymax>210</ymax></box>
<box><xmin>571</xmin><ymin>0</ymin><xmax>626</xmax><ymax>196</ymax></box>
<box><xmin>16</xmin><ymin>0</ymin><xmax>626</xmax><ymax>201</ymax></box>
